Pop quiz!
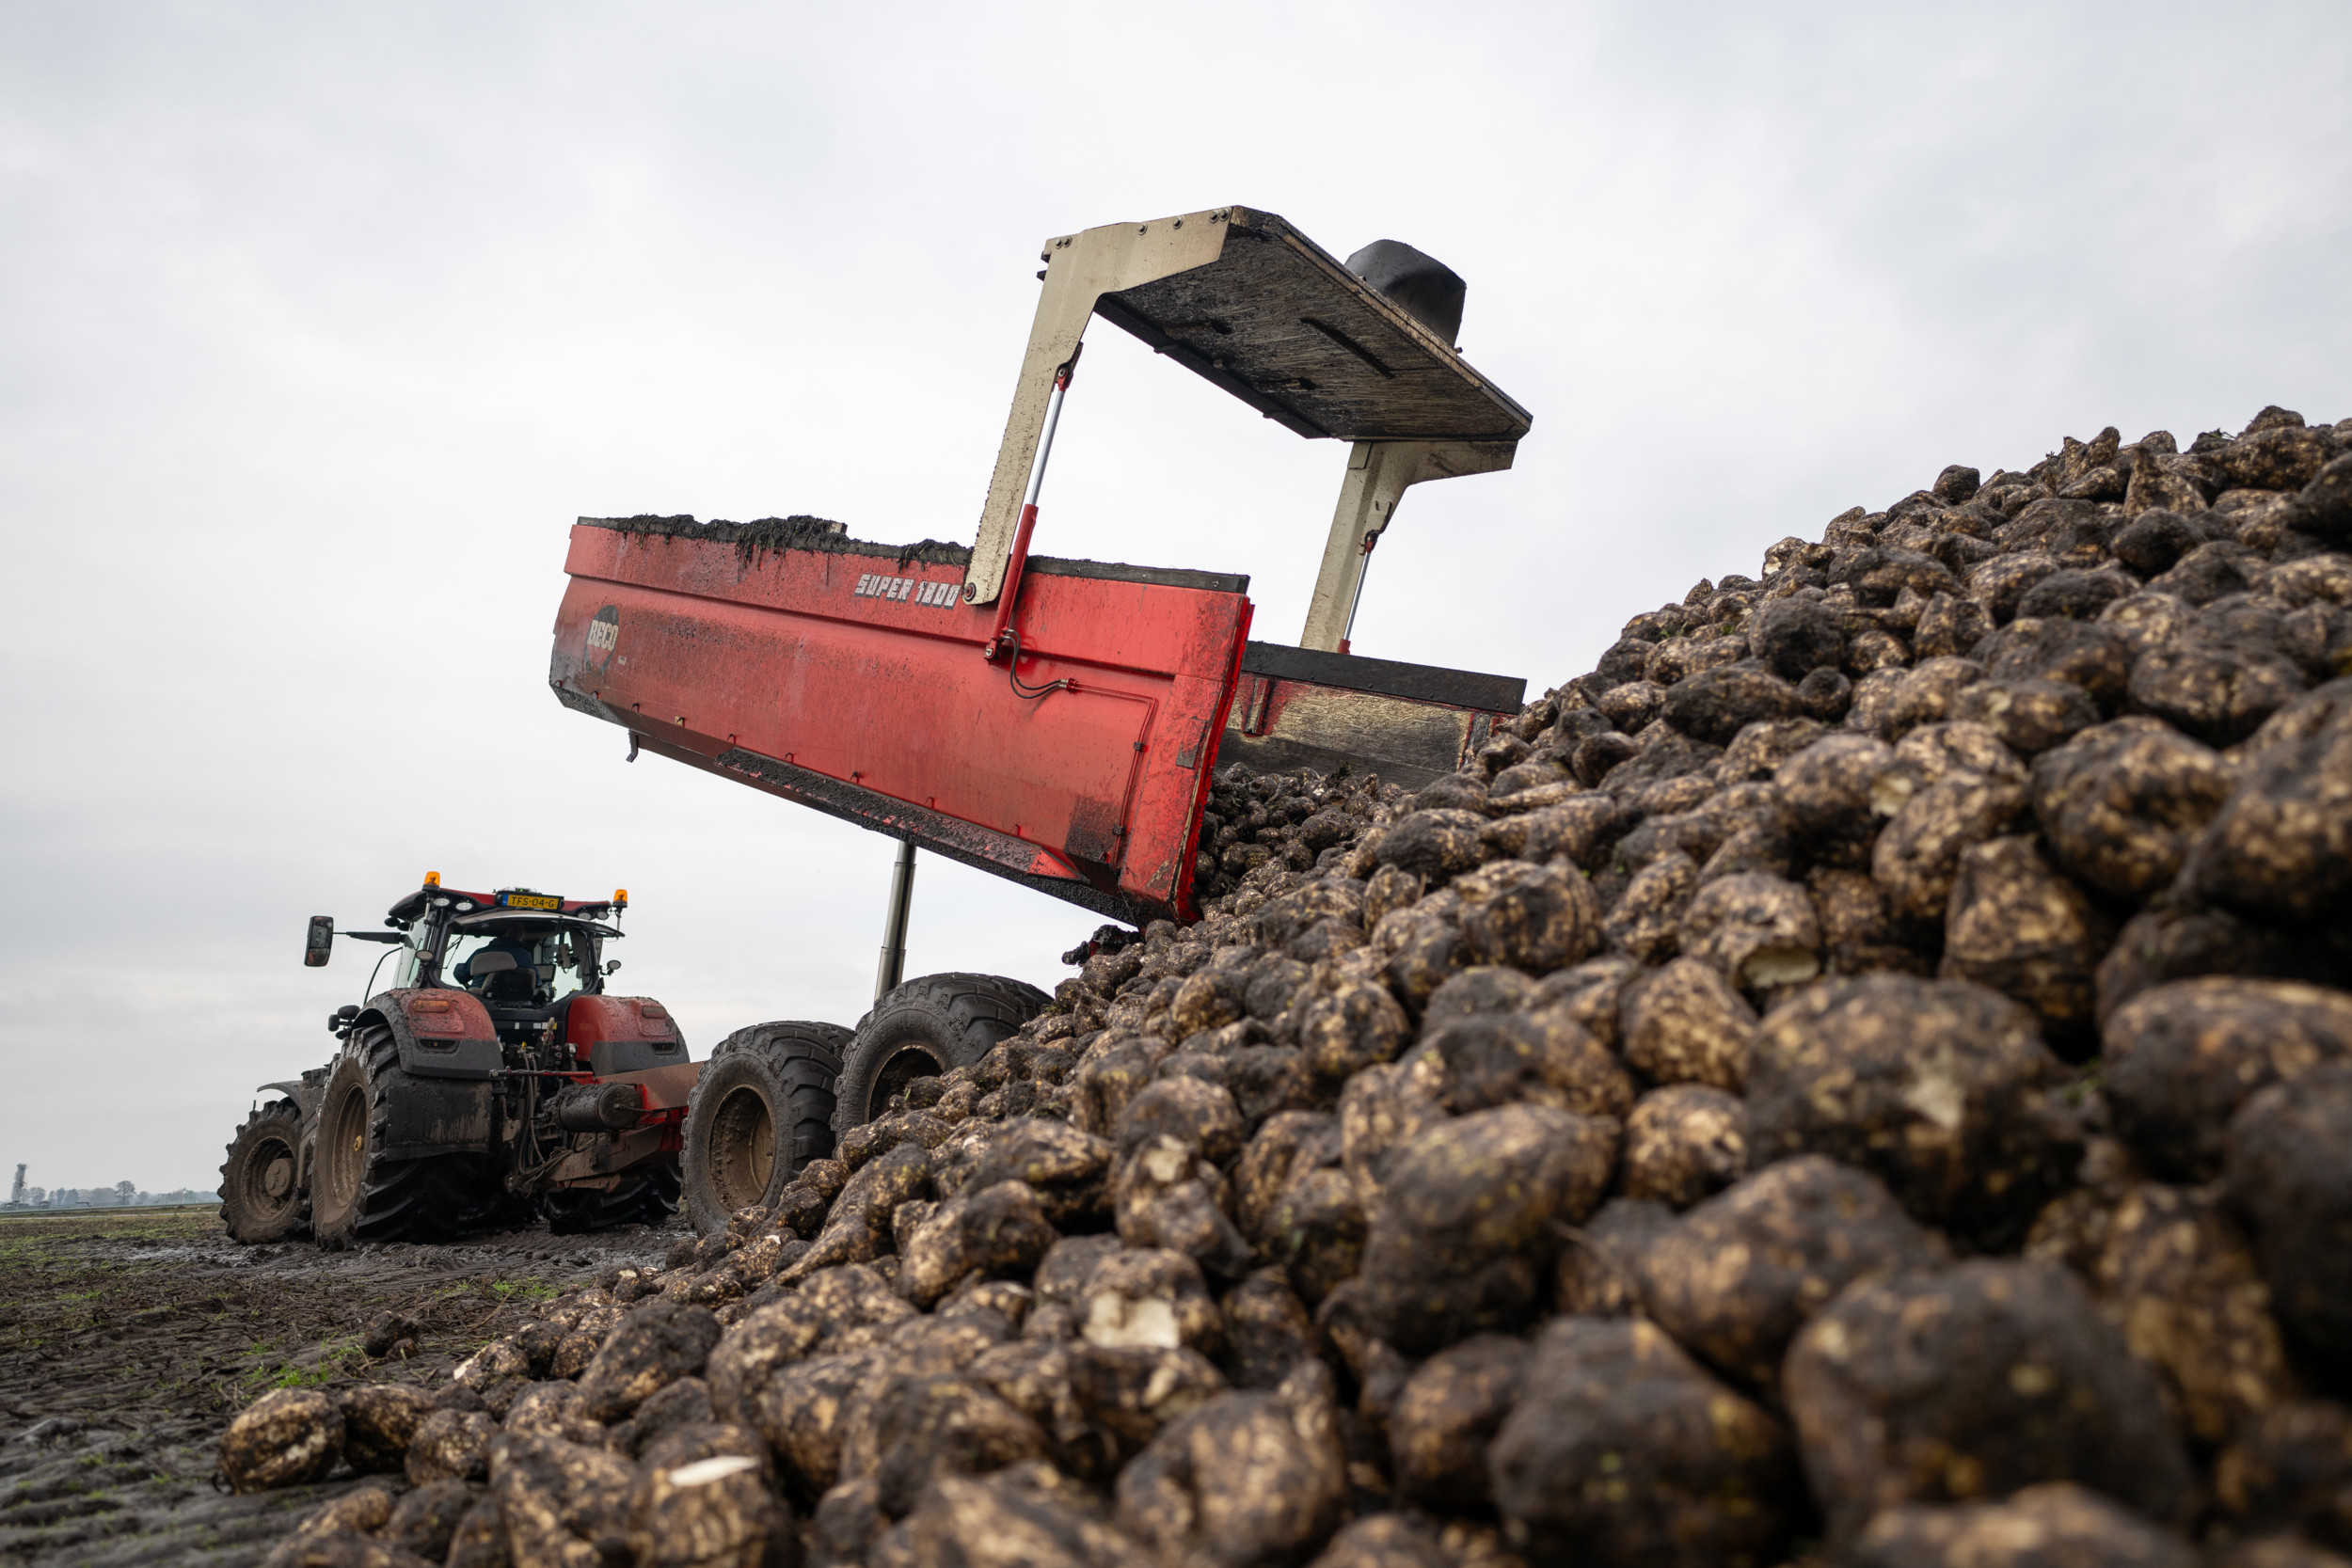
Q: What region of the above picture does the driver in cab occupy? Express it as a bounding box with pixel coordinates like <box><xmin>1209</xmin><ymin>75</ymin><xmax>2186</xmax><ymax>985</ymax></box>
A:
<box><xmin>453</xmin><ymin>937</ymin><xmax>541</xmax><ymax>1003</ymax></box>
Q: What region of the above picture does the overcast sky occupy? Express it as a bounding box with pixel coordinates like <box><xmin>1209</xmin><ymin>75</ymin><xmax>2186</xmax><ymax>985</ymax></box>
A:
<box><xmin>2</xmin><ymin>3</ymin><xmax>2344</xmax><ymax>1191</ymax></box>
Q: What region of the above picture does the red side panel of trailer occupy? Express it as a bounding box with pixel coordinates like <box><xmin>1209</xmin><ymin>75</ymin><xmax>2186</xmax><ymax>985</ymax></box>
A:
<box><xmin>548</xmin><ymin>520</ymin><xmax>1251</xmax><ymax>927</ymax></box>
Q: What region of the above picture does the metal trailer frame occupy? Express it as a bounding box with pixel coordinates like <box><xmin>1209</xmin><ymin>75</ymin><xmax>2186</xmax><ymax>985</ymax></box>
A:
<box><xmin>548</xmin><ymin>204</ymin><xmax>1534</xmax><ymax>932</ymax></box>
<box><xmin>968</xmin><ymin>205</ymin><xmax>1531</xmax><ymax>653</ymax></box>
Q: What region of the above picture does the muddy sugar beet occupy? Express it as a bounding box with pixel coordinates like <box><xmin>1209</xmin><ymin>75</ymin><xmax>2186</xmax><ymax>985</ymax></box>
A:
<box><xmin>233</xmin><ymin>406</ymin><xmax>2352</xmax><ymax>1566</ymax></box>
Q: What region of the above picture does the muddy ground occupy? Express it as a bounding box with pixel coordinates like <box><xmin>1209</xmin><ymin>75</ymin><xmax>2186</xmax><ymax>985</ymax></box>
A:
<box><xmin>0</xmin><ymin>1207</ymin><xmax>682</xmax><ymax>1567</ymax></box>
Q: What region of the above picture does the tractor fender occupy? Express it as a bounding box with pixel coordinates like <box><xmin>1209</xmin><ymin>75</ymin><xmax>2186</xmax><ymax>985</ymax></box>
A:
<box><xmin>364</xmin><ymin>989</ymin><xmax>501</xmax><ymax>1081</ymax></box>
<box><xmin>255</xmin><ymin>1079</ymin><xmax>319</xmax><ymax>1119</ymax></box>
<box><xmin>564</xmin><ymin>994</ymin><xmax>691</xmax><ymax>1077</ymax></box>
<box><xmin>252</xmin><ymin>1078</ymin><xmax>325</xmax><ymax>1201</ymax></box>
<box><xmin>337</xmin><ymin>1022</ymin><xmax>496</xmax><ymax>1159</ymax></box>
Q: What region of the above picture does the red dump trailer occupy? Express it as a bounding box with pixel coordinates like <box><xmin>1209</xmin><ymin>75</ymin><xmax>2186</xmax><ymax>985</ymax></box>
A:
<box><xmin>546</xmin><ymin>204</ymin><xmax>1536</xmax><ymax>1225</ymax></box>
<box><xmin>548</xmin><ymin>522</ymin><xmax>1525</xmax><ymax>929</ymax></box>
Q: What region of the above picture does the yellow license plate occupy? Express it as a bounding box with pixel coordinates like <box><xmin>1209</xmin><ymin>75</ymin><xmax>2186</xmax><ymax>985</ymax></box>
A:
<box><xmin>501</xmin><ymin>893</ymin><xmax>562</xmax><ymax>911</ymax></box>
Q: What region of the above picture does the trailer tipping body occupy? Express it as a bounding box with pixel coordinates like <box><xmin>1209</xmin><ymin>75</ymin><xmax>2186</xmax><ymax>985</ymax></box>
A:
<box><xmin>549</xmin><ymin>521</ymin><xmax>1523</xmax><ymax>927</ymax></box>
<box><xmin>548</xmin><ymin>203</ymin><xmax>1536</xmax><ymax>928</ymax></box>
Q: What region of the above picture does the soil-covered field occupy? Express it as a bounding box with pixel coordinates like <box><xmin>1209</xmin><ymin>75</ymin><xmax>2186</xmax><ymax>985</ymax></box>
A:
<box><xmin>0</xmin><ymin>1209</ymin><xmax>679</xmax><ymax>1566</ymax></box>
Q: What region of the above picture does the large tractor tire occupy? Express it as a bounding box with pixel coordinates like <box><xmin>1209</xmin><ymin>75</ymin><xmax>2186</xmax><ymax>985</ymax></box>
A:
<box><xmin>219</xmin><ymin>1098</ymin><xmax>310</xmax><ymax>1243</ymax></box>
<box><xmin>544</xmin><ymin>1164</ymin><xmax>682</xmax><ymax>1235</ymax></box>
<box><xmin>311</xmin><ymin>1025</ymin><xmax>506</xmax><ymax>1249</ymax></box>
<box><xmin>681</xmin><ymin>1021</ymin><xmax>849</xmax><ymax>1235</ymax></box>
<box><xmin>831</xmin><ymin>973</ymin><xmax>1051</xmax><ymax>1136</ymax></box>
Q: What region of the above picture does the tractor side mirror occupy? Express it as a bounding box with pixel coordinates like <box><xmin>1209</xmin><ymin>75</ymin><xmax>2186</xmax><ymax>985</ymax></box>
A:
<box><xmin>605</xmin><ymin>959</ymin><xmax>622</xmax><ymax>975</ymax></box>
<box><xmin>305</xmin><ymin>916</ymin><xmax>334</xmax><ymax>968</ymax></box>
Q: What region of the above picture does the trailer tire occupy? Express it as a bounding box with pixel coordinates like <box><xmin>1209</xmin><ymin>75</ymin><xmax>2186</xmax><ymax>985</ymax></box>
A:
<box><xmin>219</xmin><ymin>1099</ymin><xmax>310</xmax><ymax>1244</ymax></box>
<box><xmin>832</xmin><ymin>973</ymin><xmax>1051</xmax><ymax>1135</ymax></box>
<box><xmin>311</xmin><ymin>1026</ymin><xmax>505</xmax><ymax>1250</ymax></box>
<box><xmin>682</xmin><ymin>1022</ymin><xmax>848</xmax><ymax>1235</ymax></box>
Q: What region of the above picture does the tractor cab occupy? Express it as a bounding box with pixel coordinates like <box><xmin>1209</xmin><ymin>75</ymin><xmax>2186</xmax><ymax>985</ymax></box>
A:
<box><xmin>376</xmin><ymin>879</ymin><xmax>628</xmax><ymax>1043</ymax></box>
<box><xmin>441</xmin><ymin>910</ymin><xmax>616</xmax><ymax>1012</ymax></box>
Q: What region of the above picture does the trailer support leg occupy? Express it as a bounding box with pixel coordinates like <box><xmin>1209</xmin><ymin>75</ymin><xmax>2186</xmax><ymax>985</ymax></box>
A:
<box><xmin>1299</xmin><ymin>439</ymin><xmax>1522</xmax><ymax>654</ymax></box>
<box><xmin>875</xmin><ymin>839</ymin><xmax>916</xmax><ymax>1000</ymax></box>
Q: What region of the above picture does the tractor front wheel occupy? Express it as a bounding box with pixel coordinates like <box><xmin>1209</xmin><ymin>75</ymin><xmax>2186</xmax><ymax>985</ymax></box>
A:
<box><xmin>218</xmin><ymin>1099</ymin><xmax>309</xmax><ymax>1243</ymax></box>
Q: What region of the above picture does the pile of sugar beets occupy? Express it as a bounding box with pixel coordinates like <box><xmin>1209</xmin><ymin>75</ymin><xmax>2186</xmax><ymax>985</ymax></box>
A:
<box><xmin>226</xmin><ymin>407</ymin><xmax>2352</xmax><ymax>1568</ymax></box>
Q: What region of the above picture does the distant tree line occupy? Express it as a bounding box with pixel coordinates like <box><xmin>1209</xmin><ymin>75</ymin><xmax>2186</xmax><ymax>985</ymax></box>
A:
<box><xmin>5</xmin><ymin>1183</ymin><xmax>217</xmax><ymax>1208</ymax></box>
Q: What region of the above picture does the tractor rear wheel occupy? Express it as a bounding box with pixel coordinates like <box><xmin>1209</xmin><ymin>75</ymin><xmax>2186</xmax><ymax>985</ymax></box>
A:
<box><xmin>544</xmin><ymin>1164</ymin><xmax>682</xmax><ymax>1234</ymax></box>
<box><xmin>311</xmin><ymin>1025</ymin><xmax>503</xmax><ymax>1249</ymax></box>
<box><xmin>831</xmin><ymin>973</ymin><xmax>1051</xmax><ymax>1136</ymax></box>
<box><xmin>219</xmin><ymin>1099</ymin><xmax>310</xmax><ymax>1243</ymax></box>
<box><xmin>681</xmin><ymin>1021</ymin><xmax>848</xmax><ymax>1234</ymax></box>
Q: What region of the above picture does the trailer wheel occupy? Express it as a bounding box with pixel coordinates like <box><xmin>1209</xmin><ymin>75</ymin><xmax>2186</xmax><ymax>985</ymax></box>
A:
<box><xmin>832</xmin><ymin>973</ymin><xmax>1051</xmax><ymax>1135</ymax></box>
<box><xmin>682</xmin><ymin>1022</ymin><xmax>848</xmax><ymax>1234</ymax></box>
<box><xmin>311</xmin><ymin>1025</ymin><xmax>501</xmax><ymax>1249</ymax></box>
<box><xmin>219</xmin><ymin>1099</ymin><xmax>310</xmax><ymax>1244</ymax></box>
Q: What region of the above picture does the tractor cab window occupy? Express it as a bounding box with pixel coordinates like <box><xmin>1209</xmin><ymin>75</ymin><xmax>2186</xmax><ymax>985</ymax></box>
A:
<box><xmin>542</xmin><ymin>929</ymin><xmax>599</xmax><ymax>1002</ymax></box>
<box><xmin>385</xmin><ymin>937</ymin><xmax>423</xmax><ymax>992</ymax></box>
<box><xmin>444</xmin><ymin>923</ymin><xmax>601</xmax><ymax>1006</ymax></box>
<box><xmin>446</xmin><ymin>932</ymin><xmax>541</xmax><ymax>1005</ymax></box>
<box><xmin>360</xmin><ymin>934</ymin><xmax>422</xmax><ymax>1000</ymax></box>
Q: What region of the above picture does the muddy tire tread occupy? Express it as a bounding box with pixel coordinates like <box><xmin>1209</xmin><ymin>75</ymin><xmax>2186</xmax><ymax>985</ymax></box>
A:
<box><xmin>218</xmin><ymin>1099</ymin><xmax>311</xmax><ymax>1244</ymax></box>
<box><xmin>681</xmin><ymin>1021</ymin><xmax>849</xmax><ymax>1234</ymax></box>
<box><xmin>832</xmin><ymin>972</ymin><xmax>1051</xmax><ymax>1134</ymax></box>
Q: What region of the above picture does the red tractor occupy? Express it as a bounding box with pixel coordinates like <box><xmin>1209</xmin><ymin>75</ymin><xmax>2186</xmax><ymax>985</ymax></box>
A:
<box><xmin>217</xmin><ymin>876</ymin><xmax>696</xmax><ymax>1245</ymax></box>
